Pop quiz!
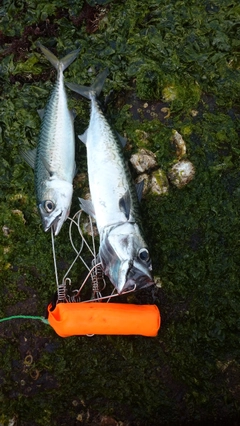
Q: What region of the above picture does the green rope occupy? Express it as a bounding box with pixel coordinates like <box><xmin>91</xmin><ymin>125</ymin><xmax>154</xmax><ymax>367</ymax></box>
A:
<box><xmin>0</xmin><ymin>315</ymin><xmax>49</xmax><ymax>325</ymax></box>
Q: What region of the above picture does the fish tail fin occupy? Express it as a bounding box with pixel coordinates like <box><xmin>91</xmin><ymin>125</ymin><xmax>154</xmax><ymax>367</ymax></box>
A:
<box><xmin>37</xmin><ymin>42</ymin><xmax>80</xmax><ymax>73</ymax></box>
<box><xmin>91</xmin><ymin>68</ymin><xmax>109</xmax><ymax>97</ymax></box>
<box><xmin>66</xmin><ymin>68</ymin><xmax>109</xmax><ymax>100</ymax></box>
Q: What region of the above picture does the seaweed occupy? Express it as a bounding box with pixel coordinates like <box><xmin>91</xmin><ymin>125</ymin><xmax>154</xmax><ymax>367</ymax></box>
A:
<box><xmin>0</xmin><ymin>0</ymin><xmax>240</xmax><ymax>424</ymax></box>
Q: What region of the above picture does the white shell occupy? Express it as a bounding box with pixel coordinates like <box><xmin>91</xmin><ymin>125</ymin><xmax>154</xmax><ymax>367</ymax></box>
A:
<box><xmin>168</xmin><ymin>160</ymin><xmax>195</xmax><ymax>188</ymax></box>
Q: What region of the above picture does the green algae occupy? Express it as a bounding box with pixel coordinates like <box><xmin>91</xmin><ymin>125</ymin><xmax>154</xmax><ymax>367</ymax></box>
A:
<box><xmin>0</xmin><ymin>0</ymin><xmax>240</xmax><ymax>424</ymax></box>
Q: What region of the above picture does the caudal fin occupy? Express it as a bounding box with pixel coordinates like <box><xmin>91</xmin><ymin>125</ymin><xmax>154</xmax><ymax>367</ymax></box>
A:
<box><xmin>37</xmin><ymin>42</ymin><xmax>80</xmax><ymax>73</ymax></box>
<box><xmin>66</xmin><ymin>68</ymin><xmax>109</xmax><ymax>100</ymax></box>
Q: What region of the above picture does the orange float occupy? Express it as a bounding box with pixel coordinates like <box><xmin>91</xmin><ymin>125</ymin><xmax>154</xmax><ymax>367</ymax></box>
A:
<box><xmin>47</xmin><ymin>302</ymin><xmax>160</xmax><ymax>337</ymax></box>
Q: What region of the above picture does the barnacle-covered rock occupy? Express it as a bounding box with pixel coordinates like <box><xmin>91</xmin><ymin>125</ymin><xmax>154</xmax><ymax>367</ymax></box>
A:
<box><xmin>168</xmin><ymin>160</ymin><xmax>195</xmax><ymax>188</ymax></box>
<box><xmin>130</xmin><ymin>149</ymin><xmax>158</xmax><ymax>174</ymax></box>
<box><xmin>150</xmin><ymin>169</ymin><xmax>169</xmax><ymax>195</ymax></box>
<box><xmin>171</xmin><ymin>130</ymin><xmax>186</xmax><ymax>159</ymax></box>
<box><xmin>135</xmin><ymin>169</ymin><xmax>169</xmax><ymax>196</ymax></box>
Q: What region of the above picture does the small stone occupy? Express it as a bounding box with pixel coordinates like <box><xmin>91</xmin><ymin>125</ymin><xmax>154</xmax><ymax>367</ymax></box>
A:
<box><xmin>168</xmin><ymin>160</ymin><xmax>195</xmax><ymax>188</ymax></box>
<box><xmin>2</xmin><ymin>225</ymin><xmax>10</xmax><ymax>236</ymax></box>
<box><xmin>130</xmin><ymin>149</ymin><xmax>158</xmax><ymax>174</ymax></box>
<box><xmin>8</xmin><ymin>417</ymin><xmax>17</xmax><ymax>426</ymax></box>
<box><xmin>191</xmin><ymin>110</ymin><xmax>199</xmax><ymax>117</ymax></box>
<box><xmin>100</xmin><ymin>416</ymin><xmax>118</xmax><ymax>426</ymax></box>
<box><xmin>154</xmin><ymin>275</ymin><xmax>162</xmax><ymax>288</ymax></box>
<box><xmin>150</xmin><ymin>169</ymin><xmax>169</xmax><ymax>195</ymax></box>
<box><xmin>12</xmin><ymin>209</ymin><xmax>26</xmax><ymax>224</ymax></box>
<box><xmin>76</xmin><ymin>413</ymin><xmax>83</xmax><ymax>422</ymax></box>
<box><xmin>171</xmin><ymin>130</ymin><xmax>186</xmax><ymax>159</ymax></box>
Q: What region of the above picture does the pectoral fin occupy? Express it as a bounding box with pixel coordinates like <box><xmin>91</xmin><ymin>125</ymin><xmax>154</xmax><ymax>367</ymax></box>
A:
<box><xmin>119</xmin><ymin>191</ymin><xmax>131</xmax><ymax>220</ymax></box>
<box><xmin>78</xmin><ymin>197</ymin><xmax>96</xmax><ymax>219</ymax></box>
<box><xmin>40</xmin><ymin>155</ymin><xmax>54</xmax><ymax>177</ymax></box>
<box><xmin>37</xmin><ymin>109</ymin><xmax>45</xmax><ymax>120</ymax></box>
<box><xmin>70</xmin><ymin>109</ymin><xmax>77</xmax><ymax>121</ymax></box>
<box><xmin>78</xmin><ymin>130</ymin><xmax>88</xmax><ymax>145</ymax></box>
<box><xmin>21</xmin><ymin>148</ymin><xmax>37</xmax><ymax>169</ymax></box>
<box><xmin>116</xmin><ymin>132</ymin><xmax>127</xmax><ymax>148</ymax></box>
<box><xmin>135</xmin><ymin>180</ymin><xmax>144</xmax><ymax>202</ymax></box>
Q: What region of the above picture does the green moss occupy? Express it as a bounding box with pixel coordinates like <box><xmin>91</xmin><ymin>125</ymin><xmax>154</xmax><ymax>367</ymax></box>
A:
<box><xmin>0</xmin><ymin>0</ymin><xmax>240</xmax><ymax>424</ymax></box>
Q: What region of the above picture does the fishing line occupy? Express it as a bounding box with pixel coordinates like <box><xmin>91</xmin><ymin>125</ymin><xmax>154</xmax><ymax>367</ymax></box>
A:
<box><xmin>49</xmin><ymin>210</ymin><xmax>101</xmax><ymax>302</ymax></box>
<box><xmin>0</xmin><ymin>315</ymin><xmax>49</xmax><ymax>324</ymax></box>
<box><xmin>0</xmin><ymin>212</ymin><xmax>136</xmax><ymax>327</ymax></box>
<box><xmin>58</xmin><ymin>210</ymin><xmax>135</xmax><ymax>302</ymax></box>
<box><xmin>68</xmin><ymin>210</ymin><xmax>96</xmax><ymax>272</ymax></box>
<box><xmin>51</xmin><ymin>226</ymin><xmax>59</xmax><ymax>288</ymax></box>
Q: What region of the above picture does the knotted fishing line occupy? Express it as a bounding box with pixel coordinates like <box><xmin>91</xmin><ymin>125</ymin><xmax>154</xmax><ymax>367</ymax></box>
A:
<box><xmin>0</xmin><ymin>211</ymin><xmax>160</xmax><ymax>336</ymax></box>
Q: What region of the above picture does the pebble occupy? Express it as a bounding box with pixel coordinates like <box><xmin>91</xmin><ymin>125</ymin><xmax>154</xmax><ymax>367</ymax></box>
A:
<box><xmin>130</xmin><ymin>148</ymin><xmax>158</xmax><ymax>174</ymax></box>
<box><xmin>168</xmin><ymin>160</ymin><xmax>195</xmax><ymax>188</ymax></box>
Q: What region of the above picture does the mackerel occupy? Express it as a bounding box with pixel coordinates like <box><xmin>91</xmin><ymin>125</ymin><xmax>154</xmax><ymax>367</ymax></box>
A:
<box><xmin>66</xmin><ymin>71</ymin><xmax>154</xmax><ymax>293</ymax></box>
<box><xmin>23</xmin><ymin>43</ymin><xmax>79</xmax><ymax>236</ymax></box>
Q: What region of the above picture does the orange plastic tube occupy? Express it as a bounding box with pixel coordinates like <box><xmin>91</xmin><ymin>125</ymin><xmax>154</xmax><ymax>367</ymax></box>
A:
<box><xmin>47</xmin><ymin>302</ymin><xmax>160</xmax><ymax>337</ymax></box>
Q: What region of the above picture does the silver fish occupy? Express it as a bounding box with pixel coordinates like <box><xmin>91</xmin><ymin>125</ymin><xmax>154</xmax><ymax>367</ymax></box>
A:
<box><xmin>22</xmin><ymin>43</ymin><xmax>79</xmax><ymax>236</ymax></box>
<box><xmin>66</xmin><ymin>71</ymin><xmax>154</xmax><ymax>293</ymax></box>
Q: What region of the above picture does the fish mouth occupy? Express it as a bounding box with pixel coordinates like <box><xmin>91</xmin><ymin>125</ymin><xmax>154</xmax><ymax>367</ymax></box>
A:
<box><xmin>49</xmin><ymin>215</ymin><xmax>64</xmax><ymax>236</ymax></box>
<box><xmin>39</xmin><ymin>205</ymin><xmax>68</xmax><ymax>236</ymax></box>
<box><xmin>99</xmin><ymin>231</ymin><xmax>154</xmax><ymax>294</ymax></box>
<box><xmin>123</xmin><ymin>259</ymin><xmax>155</xmax><ymax>293</ymax></box>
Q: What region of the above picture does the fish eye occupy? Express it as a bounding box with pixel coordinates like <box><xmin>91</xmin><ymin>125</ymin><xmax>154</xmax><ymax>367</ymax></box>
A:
<box><xmin>138</xmin><ymin>248</ymin><xmax>150</xmax><ymax>262</ymax></box>
<box><xmin>44</xmin><ymin>200</ymin><xmax>55</xmax><ymax>213</ymax></box>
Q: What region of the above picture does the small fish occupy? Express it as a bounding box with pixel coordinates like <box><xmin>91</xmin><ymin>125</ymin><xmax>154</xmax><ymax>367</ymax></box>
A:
<box><xmin>22</xmin><ymin>43</ymin><xmax>79</xmax><ymax>236</ymax></box>
<box><xmin>66</xmin><ymin>71</ymin><xmax>154</xmax><ymax>293</ymax></box>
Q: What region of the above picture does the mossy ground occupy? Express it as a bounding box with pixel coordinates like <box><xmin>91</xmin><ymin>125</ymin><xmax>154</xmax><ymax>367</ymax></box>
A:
<box><xmin>0</xmin><ymin>0</ymin><xmax>240</xmax><ymax>425</ymax></box>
